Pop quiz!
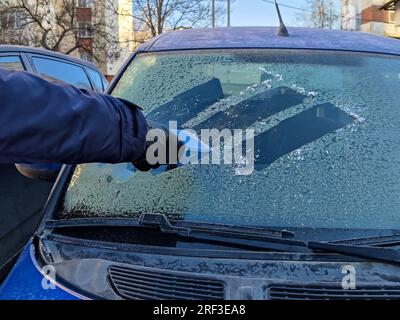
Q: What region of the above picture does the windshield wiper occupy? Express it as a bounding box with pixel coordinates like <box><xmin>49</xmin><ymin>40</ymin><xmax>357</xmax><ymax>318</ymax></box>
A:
<box><xmin>48</xmin><ymin>214</ymin><xmax>400</xmax><ymax>263</ymax></box>
<box><xmin>138</xmin><ymin>213</ymin><xmax>306</xmax><ymax>251</ymax></box>
<box><xmin>142</xmin><ymin>215</ymin><xmax>400</xmax><ymax>263</ymax></box>
<box><xmin>47</xmin><ymin>213</ymin><xmax>307</xmax><ymax>252</ymax></box>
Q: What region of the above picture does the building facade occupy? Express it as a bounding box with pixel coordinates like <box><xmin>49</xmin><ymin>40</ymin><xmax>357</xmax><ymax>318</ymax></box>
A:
<box><xmin>342</xmin><ymin>0</ymin><xmax>400</xmax><ymax>38</ymax></box>
<box><xmin>70</xmin><ymin>0</ymin><xmax>136</xmax><ymax>79</ymax></box>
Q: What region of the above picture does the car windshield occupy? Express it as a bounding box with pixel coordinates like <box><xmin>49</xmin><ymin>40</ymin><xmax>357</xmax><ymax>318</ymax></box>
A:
<box><xmin>61</xmin><ymin>49</ymin><xmax>400</xmax><ymax>230</ymax></box>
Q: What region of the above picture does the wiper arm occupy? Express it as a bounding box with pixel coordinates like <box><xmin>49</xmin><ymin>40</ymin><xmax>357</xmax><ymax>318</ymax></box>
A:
<box><xmin>162</xmin><ymin>216</ymin><xmax>400</xmax><ymax>262</ymax></box>
<box><xmin>138</xmin><ymin>213</ymin><xmax>305</xmax><ymax>251</ymax></box>
<box><xmin>308</xmin><ymin>233</ymin><xmax>400</xmax><ymax>265</ymax></box>
<box><xmin>139</xmin><ymin>213</ymin><xmax>295</xmax><ymax>238</ymax></box>
<box><xmin>308</xmin><ymin>241</ymin><xmax>400</xmax><ymax>264</ymax></box>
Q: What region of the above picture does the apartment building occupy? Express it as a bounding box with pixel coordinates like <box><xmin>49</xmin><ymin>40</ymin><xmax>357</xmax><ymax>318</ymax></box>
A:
<box><xmin>381</xmin><ymin>0</ymin><xmax>400</xmax><ymax>24</ymax></box>
<box><xmin>0</xmin><ymin>0</ymin><xmax>136</xmax><ymax>79</ymax></box>
<box><xmin>71</xmin><ymin>0</ymin><xmax>136</xmax><ymax>79</ymax></box>
<box><xmin>342</xmin><ymin>0</ymin><xmax>400</xmax><ymax>38</ymax></box>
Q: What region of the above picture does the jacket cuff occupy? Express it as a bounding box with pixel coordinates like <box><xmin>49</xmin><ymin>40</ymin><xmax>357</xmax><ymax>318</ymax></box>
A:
<box><xmin>117</xmin><ymin>98</ymin><xmax>147</xmax><ymax>162</ymax></box>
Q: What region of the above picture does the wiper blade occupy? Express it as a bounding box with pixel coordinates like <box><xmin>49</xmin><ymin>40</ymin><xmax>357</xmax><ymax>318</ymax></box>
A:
<box><xmin>48</xmin><ymin>213</ymin><xmax>306</xmax><ymax>252</ymax></box>
<box><xmin>48</xmin><ymin>214</ymin><xmax>295</xmax><ymax>238</ymax></box>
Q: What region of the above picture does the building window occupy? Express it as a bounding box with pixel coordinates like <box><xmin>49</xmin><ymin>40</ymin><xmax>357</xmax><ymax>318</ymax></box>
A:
<box><xmin>76</xmin><ymin>0</ymin><xmax>92</xmax><ymax>8</ymax></box>
<box><xmin>77</xmin><ymin>21</ymin><xmax>93</xmax><ymax>38</ymax></box>
<box><xmin>388</xmin><ymin>10</ymin><xmax>395</xmax><ymax>23</ymax></box>
<box><xmin>80</xmin><ymin>51</ymin><xmax>94</xmax><ymax>62</ymax></box>
<box><xmin>2</xmin><ymin>11</ymin><xmax>26</xmax><ymax>29</ymax></box>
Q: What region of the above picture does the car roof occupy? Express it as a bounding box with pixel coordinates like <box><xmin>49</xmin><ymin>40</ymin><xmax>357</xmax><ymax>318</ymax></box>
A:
<box><xmin>0</xmin><ymin>45</ymin><xmax>99</xmax><ymax>70</ymax></box>
<box><xmin>138</xmin><ymin>27</ymin><xmax>400</xmax><ymax>56</ymax></box>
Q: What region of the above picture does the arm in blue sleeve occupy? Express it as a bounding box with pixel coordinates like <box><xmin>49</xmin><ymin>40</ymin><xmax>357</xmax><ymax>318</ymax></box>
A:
<box><xmin>0</xmin><ymin>68</ymin><xmax>147</xmax><ymax>164</ymax></box>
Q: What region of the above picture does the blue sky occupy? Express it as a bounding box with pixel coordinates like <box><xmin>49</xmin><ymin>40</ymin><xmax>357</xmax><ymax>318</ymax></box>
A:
<box><xmin>228</xmin><ymin>0</ymin><xmax>340</xmax><ymax>27</ymax></box>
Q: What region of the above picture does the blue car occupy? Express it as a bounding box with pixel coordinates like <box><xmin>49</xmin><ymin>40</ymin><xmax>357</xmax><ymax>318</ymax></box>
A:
<box><xmin>2</xmin><ymin>26</ymin><xmax>400</xmax><ymax>300</ymax></box>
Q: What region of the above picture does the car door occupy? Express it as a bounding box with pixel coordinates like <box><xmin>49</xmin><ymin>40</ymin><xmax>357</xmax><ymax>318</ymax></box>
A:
<box><xmin>0</xmin><ymin>52</ymin><xmax>55</xmax><ymax>280</ymax></box>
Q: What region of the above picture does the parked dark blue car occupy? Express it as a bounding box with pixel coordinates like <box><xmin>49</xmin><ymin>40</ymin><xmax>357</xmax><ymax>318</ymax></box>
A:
<box><xmin>2</xmin><ymin>27</ymin><xmax>400</xmax><ymax>300</ymax></box>
<box><xmin>0</xmin><ymin>46</ymin><xmax>107</xmax><ymax>282</ymax></box>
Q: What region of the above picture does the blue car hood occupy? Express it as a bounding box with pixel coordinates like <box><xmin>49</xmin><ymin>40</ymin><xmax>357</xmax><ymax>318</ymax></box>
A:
<box><xmin>0</xmin><ymin>241</ymin><xmax>85</xmax><ymax>300</ymax></box>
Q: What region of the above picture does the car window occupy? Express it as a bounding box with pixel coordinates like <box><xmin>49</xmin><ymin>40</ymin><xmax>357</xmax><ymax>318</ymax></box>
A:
<box><xmin>0</xmin><ymin>56</ymin><xmax>25</xmax><ymax>71</ymax></box>
<box><xmin>63</xmin><ymin>49</ymin><xmax>400</xmax><ymax>231</ymax></box>
<box><xmin>87</xmin><ymin>68</ymin><xmax>105</xmax><ymax>91</ymax></box>
<box><xmin>102</xmin><ymin>77</ymin><xmax>109</xmax><ymax>90</ymax></box>
<box><xmin>32</xmin><ymin>56</ymin><xmax>92</xmax><ymax>89</ymax></box>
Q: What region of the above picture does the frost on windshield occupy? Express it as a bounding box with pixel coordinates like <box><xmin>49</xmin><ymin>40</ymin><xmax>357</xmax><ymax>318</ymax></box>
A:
<box><xmin>62</xmin><ymin>51</ymin><xmax>400</xmax><ymax>230</ymax></box>
<box><xmin>64</xmin><ymin>164</ymin><xmax>195</xmax><ymax>218</ymax></box>
<box><xmin>113</xmin><ymin>54</ymin><xmax>227</xmax><ymax>114</ymax></box>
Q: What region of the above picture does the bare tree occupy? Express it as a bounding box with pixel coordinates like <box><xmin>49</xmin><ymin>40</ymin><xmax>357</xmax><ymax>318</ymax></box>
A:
<box><xmin>108</xmin><ymin>0</ymin><xmax>228</xmax><ymax>41</ymax></box>
<box><xmin>297</xmin><ymin>0</ymin><xmax>338</xmax><ymax>29</ymax></box>
<box><xmin>0</xmin><ymin>0</ymin><xmax>122</xmax><ymax>64</ymax></box>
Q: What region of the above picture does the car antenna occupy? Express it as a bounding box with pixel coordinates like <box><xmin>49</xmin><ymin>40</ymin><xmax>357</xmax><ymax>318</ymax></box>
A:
<box><xmin>274</xmin><ymin>0</ymin><xmax>289</xmax><ymax>37</ymax></box>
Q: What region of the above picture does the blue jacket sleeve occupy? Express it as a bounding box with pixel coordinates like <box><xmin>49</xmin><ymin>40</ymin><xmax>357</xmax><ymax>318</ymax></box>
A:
<box><xmin>0</xmin><ymin>68</ymin><xmax>147</xmax><ymax>164</ymax></box>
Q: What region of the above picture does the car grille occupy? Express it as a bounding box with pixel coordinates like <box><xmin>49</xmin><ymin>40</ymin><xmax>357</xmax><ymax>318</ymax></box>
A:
<box><xmin>108</xmin><ymin>265</ymin><xmax>225</xmax><ymax>300</ymax></box>
<box><xmin>268</xmin><ymin>285</ymin><xmax>400</xmax><ymax>300</ymax></box>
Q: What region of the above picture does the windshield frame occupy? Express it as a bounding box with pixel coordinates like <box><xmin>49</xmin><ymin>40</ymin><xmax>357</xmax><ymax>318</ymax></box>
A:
<box><xmin>41</xmin><ymin>48</ymin><xmax>400</xmax><ymax>237</ymax></box>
